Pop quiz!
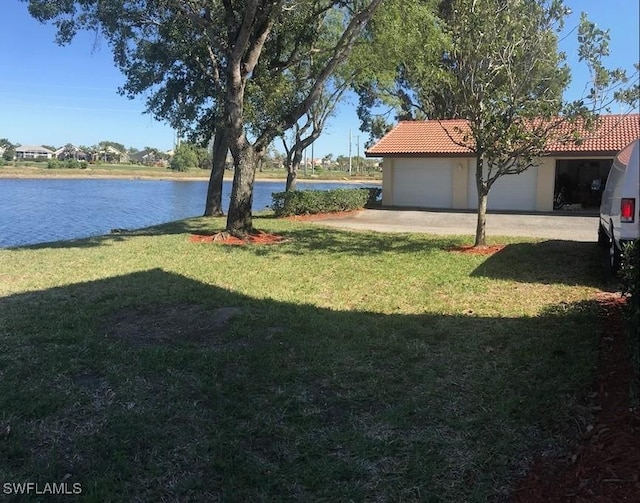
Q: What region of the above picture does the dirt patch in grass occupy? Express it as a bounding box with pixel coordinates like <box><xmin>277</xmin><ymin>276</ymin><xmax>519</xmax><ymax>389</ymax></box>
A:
<box><xmin>512</xmin><ymin>292</ymin><xmax>640</xmax><ymax>502</ymax></box>
<box><xmin>447</xmin><ymin>244</ymin><xmax>506</xmax><ymax>255</ymax></box>
<box><xmin>103</xmin><ymin>304</ymin><xmax>243</xmax><ymax>347</ymax></box>
<box><xmin>72</xmin><ymin>372</ymin><xmax>106</xmax><ymax>392</ymax></box>
<box><xmin>189</xmin><ymin>231</ymin><xmax>288</xmax><ymax>246</ymax></box>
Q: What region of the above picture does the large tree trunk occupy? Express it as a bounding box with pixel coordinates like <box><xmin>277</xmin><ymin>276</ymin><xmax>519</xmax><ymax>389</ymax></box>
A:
<box><xmin>474</xmin><ymin>156</ymin><xmax>489</xmax><ymax>247</ymax></box>
<box><xmin>226</xmin><ymin>141</ymin><xmax>259</xmax><ymax>236</ymax></box>
<box><xmin>475</xmin><ymin>189</ymin><xmax>488</xmax><ymax>247</ymax></box>
<box><xmin>285</xmin><ymin>149</ymin><xmax>303</xmax><ymax>192</ymax></box>
<box><xmin>203</xmin><ymin>128</ymin><xmax>228</xmax><ymax>217</ymax></box>
<box><xmin>225</xmin><ymin>54</ymin><xmax>252</xmax><ymax>235</ymax></box>
<box><xmin>285</xmin><ymin>168</ymin><xmax>298</xmax><ymax>192</ymax></box>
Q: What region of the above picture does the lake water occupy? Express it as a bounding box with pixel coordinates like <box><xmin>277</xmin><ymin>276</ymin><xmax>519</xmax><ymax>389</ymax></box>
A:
<box><xmin>0</xmin><ymin>178</ymin><xmax>377</xmax><ymax>248</ymax></box>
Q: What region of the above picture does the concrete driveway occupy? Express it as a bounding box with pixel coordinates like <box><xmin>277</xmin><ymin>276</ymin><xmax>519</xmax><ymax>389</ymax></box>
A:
<box><xmin>312</xmin><ymin>208</ymin><xmax>599</xmax><ymax>242</ymax></box>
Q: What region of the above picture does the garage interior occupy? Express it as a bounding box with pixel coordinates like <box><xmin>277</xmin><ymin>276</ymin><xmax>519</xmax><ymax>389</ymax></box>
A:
<box><xmin>554</xmin><ymin>158</ymin><xmax>613</xmax><ymax>212</ymax></box>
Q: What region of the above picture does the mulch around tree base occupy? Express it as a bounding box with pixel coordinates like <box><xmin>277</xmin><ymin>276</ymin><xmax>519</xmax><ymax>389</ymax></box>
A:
<box><xmin>189</xmin><ymin>231</ymin><xmax>288</xmax><ymax>245</ymax></box>
<box><xmin>447</xmin><ymin>244</ymin><xmax>506</xmax><ymax>255</ymax></box>
<box><xmin>512</xmin><ymin>292</ymin><xmax>640</xmax><ymax>502</ymax></box>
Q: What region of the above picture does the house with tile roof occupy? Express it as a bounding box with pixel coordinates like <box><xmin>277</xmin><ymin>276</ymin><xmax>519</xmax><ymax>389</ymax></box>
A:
<box><xmin>91</xmin><ymin>145</ymin><xmax>129</xmax><ymax>163</ymax></box>
<box><xmin>54</xmin><ymin>144</ymin><xmax>88</xmax><ymax>161</ymax></box>
<box><xmin>365</xmin><ymin>114</ymin><xmax>639</xmax><ymax>212</ymax></box>
<box><xmin>15</xmin><ymin>145</ymin><xmax>55</xmax><ymax>160</ymax></box>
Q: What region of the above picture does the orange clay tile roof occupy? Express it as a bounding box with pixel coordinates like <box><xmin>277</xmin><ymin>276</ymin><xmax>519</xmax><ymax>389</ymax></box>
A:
<box><xmin>365</xmin><ymin>114</ymin><xmax>640</xmax><ymax>157</ymax></box>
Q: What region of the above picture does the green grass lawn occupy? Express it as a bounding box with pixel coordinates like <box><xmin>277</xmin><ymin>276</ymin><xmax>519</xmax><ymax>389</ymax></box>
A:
<box><xmin>0</xmin><ymin>217</ymin><xmax>610</xmax><ymax>502</ymax></box>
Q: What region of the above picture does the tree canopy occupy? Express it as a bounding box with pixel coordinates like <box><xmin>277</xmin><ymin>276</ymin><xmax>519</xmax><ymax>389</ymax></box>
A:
<box><xmin>0</xmin><ymin>138</ymin><xmax>16</xmax><ymax>161</ymax></box>
<box><xmin>25</xmin><ymin>0</ymin><xmax>383</xmax><ymax>236</ymax></box>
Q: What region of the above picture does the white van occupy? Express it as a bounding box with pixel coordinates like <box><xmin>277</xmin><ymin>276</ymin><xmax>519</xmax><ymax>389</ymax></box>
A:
<box><xmin>598</xmin><ymin>138</ymin><xmax>640</xmax><ymax>271</ymax></box>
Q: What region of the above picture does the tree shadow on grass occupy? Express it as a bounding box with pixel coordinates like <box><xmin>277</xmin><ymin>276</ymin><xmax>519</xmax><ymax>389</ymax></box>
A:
<box><xmin>471</xmin><ymin>240</ymin><xmax>612</xmax><ymax>288</ymax></box>
<box><xmin>9</xmin><ymin>207</ymin><xmax>465</xmax><ymax>257</ymax></box>
<box><xmin>255</xmin><ymin>227</ymin><xmax>459</xmax><ymax>257</ymax></box>
<box><xmin>7</xmin><ymin>206</ymin><xmax>471</xmax><ymax>260</ymax></box>
<box><xmin>17</xmin><ymin>217</ymin><xmax>457</xmax><ymax>258</ymax></box>
<box><xmin>6</xmin><ymin>233</ymin><xmax>130</xmax><ymax>251</ymax></box>
<box><xmin>0</xmin><ymin>267</ymin><xmax>602</xmax><ymax>502</ymax></box>
<box><xmin>7</xmin><ymin>217</ymin><xmax>226</xmax><ymax>251</ymax></box>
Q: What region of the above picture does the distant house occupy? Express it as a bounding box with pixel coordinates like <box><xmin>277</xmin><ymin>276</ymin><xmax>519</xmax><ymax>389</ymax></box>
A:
<box><xmin>130</xmin><ymin>148</ymin><xmax>164</xmax><ymax>166</ymax></box>
<box><xmin>366</xmin><ymin>114</ymin><xmax>640</xmax><ymax>212</ymax></box>
<box><xmin>91</xmin><ymin>145</ymin><xmax>128</xmax><ymax>163</ymax></box>
<box><xmin>55</xmin><ymin>145</ymin><xmax>87</xmax><ymax>161</ymax></box>
<box><xmin>15</xmin><ymin>145</ymin><xmax>55</xmax><ymax>160</ymax></box>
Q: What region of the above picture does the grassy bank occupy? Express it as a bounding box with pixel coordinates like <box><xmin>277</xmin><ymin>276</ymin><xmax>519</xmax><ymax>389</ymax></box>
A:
<box><xmin>0</xmin><ymin>217</ymin><xmax>608</xmax><ymax>501</ymax></box>
<box><xmin>0</xmin><ymin>162</ymin><xmax>381</xmax><ymax>182</ymax></box>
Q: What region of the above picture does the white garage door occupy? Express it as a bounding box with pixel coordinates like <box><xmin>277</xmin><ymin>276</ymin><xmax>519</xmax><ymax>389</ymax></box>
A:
<box><xmin>467</xmin><ymin>166</ymin><xmax>538</xmax><ymax>211</ymax></box>
<box><xmin>393</xmin><ymin>159</ymin><xmax>453</xmax><ymax>208</ymax></box>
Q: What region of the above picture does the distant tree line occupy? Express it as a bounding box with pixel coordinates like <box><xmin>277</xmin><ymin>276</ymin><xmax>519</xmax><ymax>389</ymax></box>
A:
<box><xmin>1</xmin><ymin>135</ymin><xmax>377</xmax><ymax>175</ymax></box>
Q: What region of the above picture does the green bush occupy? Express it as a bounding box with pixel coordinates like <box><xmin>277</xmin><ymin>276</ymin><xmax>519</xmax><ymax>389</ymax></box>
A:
<box><xmin>46</xmin><ymin>159</ymin><xmax>89</xmax><ymax>169</ymax></box>
<box><xmin>271</xmin><ymin>187</ymin><xmax>381</xmax><ymax>217</ymax></box>
<box><xmin>67</xmin><ymin>159</ymin><xmax>88</xmax><ymax>169</ymax></box>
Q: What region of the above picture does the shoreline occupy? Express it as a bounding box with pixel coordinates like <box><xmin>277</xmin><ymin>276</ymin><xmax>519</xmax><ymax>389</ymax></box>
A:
<box><xmin>0</xmin><ymin>169</ymin><xmax>380</xmax><ymax>185</ymax></box>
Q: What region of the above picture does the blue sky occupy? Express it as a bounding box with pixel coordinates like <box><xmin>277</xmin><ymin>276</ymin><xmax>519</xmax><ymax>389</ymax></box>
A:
<box><xmin>1</xmin><ymin>1</ymin><xmax>638</xmax><ymax>157</ymax></box>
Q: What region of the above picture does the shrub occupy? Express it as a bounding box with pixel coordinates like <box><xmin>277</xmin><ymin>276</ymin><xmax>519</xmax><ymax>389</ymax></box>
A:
<box><xmin>365</xmin><ymin>187</ymin><xmax>382</xmax><ymax>206</ymax></box>
<box><xmin>271</xmin><ymin>187</ymin><xmax>381</xmax><ymax>217</ymax></box>
<box><xmin>46</xmin><ymin>159</ymin><xmax>88</xmax><ymax>169</ymax></box>
<box><xmin>67</xmin><ymin>159</ymin><xmax>88</xmax><ymax>169</ymax></box>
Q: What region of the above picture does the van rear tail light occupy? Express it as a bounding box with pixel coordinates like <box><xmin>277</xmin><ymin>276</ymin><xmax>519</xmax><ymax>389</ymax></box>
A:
<box><xmin>621</xmin><ymin>198</ymin><xmax>635</xmax><ymax>223</ymax></box>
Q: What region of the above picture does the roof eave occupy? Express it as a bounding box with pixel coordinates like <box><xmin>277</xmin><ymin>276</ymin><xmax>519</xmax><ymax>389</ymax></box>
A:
<box><xmin>546</xmin><ymin>150</ymin><xmax>620</xmax><ymax>158</ymax></box>
<box><xmin>366</xmin><ymin>149</ymin><xmax>623</xmax><ymax>158</ymax></box>
<box><xmin>365</xmin><ymin>151</ymin><xmax>474</xmax><ymax>158</ymax></box>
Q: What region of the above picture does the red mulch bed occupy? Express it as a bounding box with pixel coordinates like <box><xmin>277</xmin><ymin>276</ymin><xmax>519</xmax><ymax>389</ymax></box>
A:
<box><xmin>447</xmin><ymin>244</ymin><xmax>506</xmax><ymax>255</ymax></box>
<box><xmin>512</xmin><ymin>292</ymin><xmax>640</xmax><ymax>502</ymax></box>
<box><xmin>189</xmin><ymin>230</ymin><xmax>288</xmax><ymax>246</ymax></box>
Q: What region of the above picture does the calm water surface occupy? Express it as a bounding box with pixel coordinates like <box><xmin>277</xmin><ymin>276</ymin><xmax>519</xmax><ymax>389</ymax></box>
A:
<box><xmin>0</xmin><ymin>178</ymin><xmax>375</xmax><ymax>248</ymax></box>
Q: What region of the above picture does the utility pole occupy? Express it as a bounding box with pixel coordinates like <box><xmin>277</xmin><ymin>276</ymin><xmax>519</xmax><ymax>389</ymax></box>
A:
<box><xmin>348</xmin><ymin>129</ymin><xmax>352</xmax><ymax>176</ymax></box>
<box><xmin>311</xmin><ymin>141</ymin><xmax>314</xmax><ymax>175</ymax></box>
<box><xmin>356</xmin><ymin>135</ymin><xmax>360</xmax><ymax>175</ymax></box>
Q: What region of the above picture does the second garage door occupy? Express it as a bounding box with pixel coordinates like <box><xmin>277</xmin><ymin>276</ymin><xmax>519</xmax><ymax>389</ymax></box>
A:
<box><xmin>392</xmin><ymin>159</ymin><xmax>453</xmax><ymax>208</ymax></box>
<box><xmin>467</xmin><ymin>166</ymin><xmax>538</xmax><ymax>211</ymax></box>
